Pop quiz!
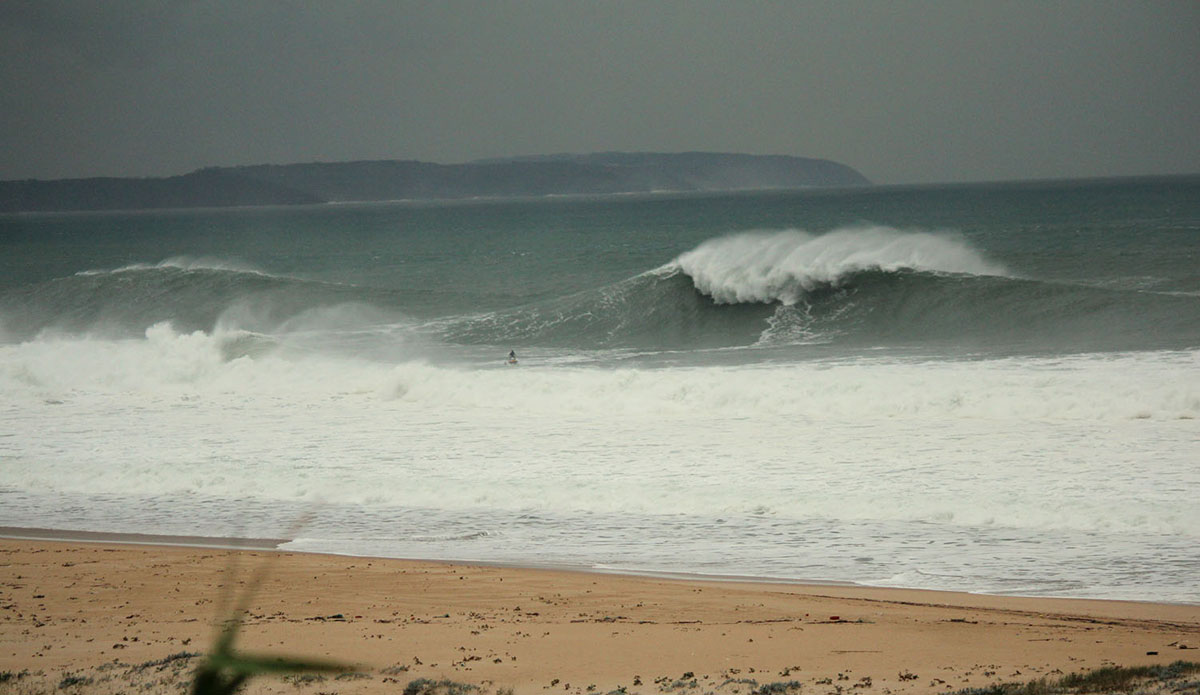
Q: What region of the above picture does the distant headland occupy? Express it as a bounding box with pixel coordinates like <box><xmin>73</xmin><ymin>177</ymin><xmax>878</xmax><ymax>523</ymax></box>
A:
<box><xmin>0</xmin><ymin>152</ymin><xmax>870</xmax><ymax>213</ymax></box>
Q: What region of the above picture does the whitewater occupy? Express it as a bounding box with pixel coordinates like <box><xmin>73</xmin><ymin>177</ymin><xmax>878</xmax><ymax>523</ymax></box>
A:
<box><xmin>2</xmin><ymin>178</ymin><xmax>1198</xmax><ymax>602</ymax></box>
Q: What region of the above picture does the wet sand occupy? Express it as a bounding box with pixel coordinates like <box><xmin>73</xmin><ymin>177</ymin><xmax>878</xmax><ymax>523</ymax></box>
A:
<box><xmin>1</xmin><ymin>535</ymin><xmax>1197</xmax><ymax>694</ymax></box>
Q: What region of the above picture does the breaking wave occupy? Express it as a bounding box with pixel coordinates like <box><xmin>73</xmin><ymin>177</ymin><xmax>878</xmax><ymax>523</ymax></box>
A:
<box><xmin>439</xmin><ymin>227</ymin><xmax>1196</xmax><ymax>352</ymax></box>
<box><xmin>674</xmin><ymin>226</ymin><xmax>1008</xmax><ymax>304</ymax></box>
<box><xmin>2</xmin><ymin>226</ymin><xmax>1197</xmax><ymax>355</ymax></box>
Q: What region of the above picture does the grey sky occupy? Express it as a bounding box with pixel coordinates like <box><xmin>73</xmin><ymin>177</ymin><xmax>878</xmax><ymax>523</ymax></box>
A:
<box><xmin>2</xmin><ymin>1</ymin><xmax>1197</xmax><ymax>184</ymax></box>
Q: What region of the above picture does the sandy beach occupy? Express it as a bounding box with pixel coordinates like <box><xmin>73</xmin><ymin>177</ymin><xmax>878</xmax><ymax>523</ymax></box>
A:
<box><xmin>1</xmin><ymin>534</ymin><xmax>1197</xmax><ymax>694</ymax></box>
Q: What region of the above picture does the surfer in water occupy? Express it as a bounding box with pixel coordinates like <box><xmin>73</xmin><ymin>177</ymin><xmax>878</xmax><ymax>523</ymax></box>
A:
<box><xmin>508</xmin><ymin>349</ymin><xmax>517</xmax><ymax>364</ymax></box>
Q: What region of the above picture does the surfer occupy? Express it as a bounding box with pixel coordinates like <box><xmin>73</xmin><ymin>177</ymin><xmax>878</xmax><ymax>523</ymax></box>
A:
<box><xmin>508</xmin><ymin>349</ymin><xmax>518</xmax><ymax>365</ymax></box>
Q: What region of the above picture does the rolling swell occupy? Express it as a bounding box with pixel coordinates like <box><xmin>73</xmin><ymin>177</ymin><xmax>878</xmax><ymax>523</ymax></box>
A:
<box><xmin>0</xmin><ymin>260</ymin><xmax>404</xmax><ymax>342</ymax></box>
<box><xmin>789</xmin><ymin>270</ymin><xmax>1200</xmax><ymax>352</ymax></box>
<box><xmin>4</xmin><ymin>234</ymin><xmax>1197</xmax><ymax>356</ymax></box>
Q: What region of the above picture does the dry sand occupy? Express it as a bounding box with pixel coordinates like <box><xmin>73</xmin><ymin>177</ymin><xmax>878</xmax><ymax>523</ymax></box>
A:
<box><xmin>1</xmin><ymin>536</ymin><xmax>1197</xmax><ymax>694</ymax></box>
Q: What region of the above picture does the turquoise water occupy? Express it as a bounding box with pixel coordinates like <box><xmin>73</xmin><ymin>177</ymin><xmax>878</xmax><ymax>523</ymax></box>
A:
<box><xmin>2</xmin><ymin>177</ymin><xmax>1198</xmax><ymax>601</ymax></box>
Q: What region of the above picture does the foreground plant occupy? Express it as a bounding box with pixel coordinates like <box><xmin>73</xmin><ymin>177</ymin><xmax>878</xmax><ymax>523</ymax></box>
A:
<box><xmin>190</xmin><ymin>612</ymin><xmax>348</xmax><ymax>694</ymax></box>
<box><xmin>951</xmin><ymin>660</ymin><xmax>1200</xmax><ymax>695</ymax></box>
<box><xmin>191</xmin><ymin>526</ymin><xmax>350</xmax><ymax>694</ymax></box>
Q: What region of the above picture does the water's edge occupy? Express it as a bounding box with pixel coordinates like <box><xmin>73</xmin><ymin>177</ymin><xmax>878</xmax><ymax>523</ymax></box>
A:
<box><xmin>4</xmin><ymin>524</ymin><xmax>1194</xmax><ymax>607</ymax></box>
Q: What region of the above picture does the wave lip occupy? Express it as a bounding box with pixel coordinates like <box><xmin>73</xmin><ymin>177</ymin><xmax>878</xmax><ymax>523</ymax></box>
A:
<box><xmin>674</xmin><ymin>226</ymin><xmax>1008</xmax><ymax>305</ymax></box>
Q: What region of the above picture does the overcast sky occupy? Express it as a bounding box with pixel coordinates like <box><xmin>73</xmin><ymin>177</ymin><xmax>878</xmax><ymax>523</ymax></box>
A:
<box><xmin>2</xmin><ymin>1</ymin><xmax>1197</xmax><ymax>184</ymax></box>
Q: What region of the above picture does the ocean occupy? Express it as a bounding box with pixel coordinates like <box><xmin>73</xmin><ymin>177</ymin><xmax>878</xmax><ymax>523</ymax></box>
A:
<box><xmin>1</xmin><ymin>176</ymin><xmax>1197</xmax><ymax>603</ymax></box>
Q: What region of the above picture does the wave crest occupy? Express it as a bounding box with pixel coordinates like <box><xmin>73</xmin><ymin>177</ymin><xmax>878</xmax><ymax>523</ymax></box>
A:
<box><xmin>674</xmin><ymin>226</ymin><xmax>1007</xmax><ymax>305</ymax></box>
<box><xmin>76</xmin><ymin>256</ymin><xmax>269</xmax><ymax>277</ymax></box>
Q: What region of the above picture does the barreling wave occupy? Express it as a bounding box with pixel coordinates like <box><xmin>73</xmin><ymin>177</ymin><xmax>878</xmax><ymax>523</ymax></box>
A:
<box><xmin>436</xmin><ymin>267</ymin><xmax>784</xmax><ymax>350</ymax></box>
<box><xmin>675</xmin><ymin>226</ymin><xmax>1008</xmax><ymax>305</ymax></box>
<box><xmin>438</xmin><ymin>227</ymin><xmax>1199</xmax><ymax>353</ymax></box>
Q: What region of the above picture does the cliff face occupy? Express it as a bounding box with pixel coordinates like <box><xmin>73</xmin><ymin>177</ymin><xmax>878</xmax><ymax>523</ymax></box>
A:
<box><xmin>0</xmin><ymin>152</ymin><xmax>870</xmax><ymax>212</ymax></box>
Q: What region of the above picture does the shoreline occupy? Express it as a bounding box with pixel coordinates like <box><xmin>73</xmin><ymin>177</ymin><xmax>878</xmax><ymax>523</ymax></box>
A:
<box><xmin>0</xmin><ymin>525</ymin><xmax>287</xmax><ymax>551</ymax></box>
<box><xmin>3</xmin><ymin>525</ymin><xmax>1194</xmax><ymax>609</ymax></box>
<box><xmin>1</xmin><ymin>536</ymin><xmax>1198</xmax><ymax>694</ymax></box>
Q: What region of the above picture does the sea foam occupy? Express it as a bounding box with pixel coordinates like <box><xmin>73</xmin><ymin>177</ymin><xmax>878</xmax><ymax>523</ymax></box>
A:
<box><xmin>4</xmin><ymin>325</ymin><xmax>1197</xmax><ymax>422</ymax></box>
<box><xmin>3</xmin><ymin>341</ymin><xmax>1196</xmax><ymax>542</ymax></box>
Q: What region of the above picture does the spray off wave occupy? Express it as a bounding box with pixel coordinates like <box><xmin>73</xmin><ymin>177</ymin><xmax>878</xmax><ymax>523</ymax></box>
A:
<box><xmin>673</xmin><ymin>226</ymin><xmax>1008</xmax><ymax>305</ymax></box>
<box><xmin>437</xmin><ymin>226</ymin><xmax>1013</xmax><ymax>350</ymax></box>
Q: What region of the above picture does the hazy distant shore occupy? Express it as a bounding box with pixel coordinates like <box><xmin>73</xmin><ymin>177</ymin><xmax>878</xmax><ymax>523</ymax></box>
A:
<box><xmin>0</xmin><ymin>152</ymin><xmax>870</xmax><ymax>213</ymax></box>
